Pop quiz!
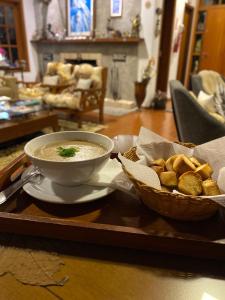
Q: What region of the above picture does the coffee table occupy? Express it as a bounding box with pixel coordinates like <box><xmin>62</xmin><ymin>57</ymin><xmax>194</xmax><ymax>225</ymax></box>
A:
<box><xmin>0</xmin><ymin>110</ymin><xmax>59</xmax><ymax>143</ymax></box>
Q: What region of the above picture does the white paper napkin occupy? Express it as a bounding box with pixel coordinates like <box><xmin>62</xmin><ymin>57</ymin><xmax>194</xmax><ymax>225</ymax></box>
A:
<box><xmin>86</xmin><ymin>158</ymin><xmax>138</xmax><ymax>199</ymax></box>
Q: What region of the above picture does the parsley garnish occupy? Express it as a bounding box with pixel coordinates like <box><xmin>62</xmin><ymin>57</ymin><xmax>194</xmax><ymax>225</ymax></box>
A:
<box><xmin>57</xmin><ymin>146</ymin><xmax>79</xmax><ymax>158</ymax></box>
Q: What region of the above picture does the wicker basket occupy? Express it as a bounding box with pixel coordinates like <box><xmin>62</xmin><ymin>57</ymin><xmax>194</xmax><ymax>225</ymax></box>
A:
<box><xmin>123</xmin><ymin>147</ymin><xmax>219</xmax><ymax>221</ymax></box>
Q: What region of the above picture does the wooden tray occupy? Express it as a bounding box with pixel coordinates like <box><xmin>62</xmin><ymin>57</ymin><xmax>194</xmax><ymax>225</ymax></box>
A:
<box><xmin>0</xmin><ymin>153</ymin><xmax>225</xmax><ymax>260</ymax></box>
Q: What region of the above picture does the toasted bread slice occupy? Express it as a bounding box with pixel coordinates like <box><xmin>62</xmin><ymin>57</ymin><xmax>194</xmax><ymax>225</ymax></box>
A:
<box><xmin>178</xmin><ymin>171</ymin><xmax>202</xmax><ymax>196</ymax></box>
<box><xmin>190</xmin><ymin>157</ymin><xmax>202</xmax><ymax>167</ymax></box>
<box><xmin>151</xmin><ymin>165</ymin><xmax>164</xmax><ymax>175</ymax></box>
<box><xmin>151</xmin><ymin>158</ymin><xmax>166</xmax><ymax>168</ymax></box>
<box><xmin>159</xmin><ymin>171</ymin><xmax>177</xmax><ymax>187</ymax></box>
<box><xmin>202</xmin><ymin>179</ymin><xmax>220</xmax><ymax>196</ymax></box>
<box><xmin>173</xmin><ymin>155</ymin><xmax>196</xmax><ymax>175</ymax></box>
<box><xmin>195</xmin><ymin>163</ymin><xmax>213</xmax><ymax>180</ymax></box>
<box><xmin>165</xmin><ymin>154</ymin><xmax>179</xmax><ymax>171</ymax></box>
<box><xmin>161</xmin><ymin>185</ymin><xmax>172</xmax><ymax>193</ymax></box>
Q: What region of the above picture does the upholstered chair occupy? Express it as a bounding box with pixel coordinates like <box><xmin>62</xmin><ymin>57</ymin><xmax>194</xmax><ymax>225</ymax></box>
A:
<box><xmin>43</xmin><ymin>63</ymin><xmax>108</xmax><ymax>126</ymax></box>
<box><xmin>0</xmin><ymin>76</ymin><xmax>18</xmax><ymax>99</ymax></box>
<box><xmin>191</xmin><ymin>70</ymin><xmax>225</xmax><ymax>96</ymax></box>
<box><xmin>170</xmin><ymin>80</ymin><xmax>225</xmax><ymax>145</ymax></box>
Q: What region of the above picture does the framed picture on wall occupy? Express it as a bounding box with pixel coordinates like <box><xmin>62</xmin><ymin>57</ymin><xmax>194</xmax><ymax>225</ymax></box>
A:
<box><xmin>67</xmin><ymin>0</ymin><xmax>94</xmax><ymax>36</ymax></box>
<box><xmin>110</xmin><ymin>0</ymin><xmax>123</xmax><ymax>17</ymax></box>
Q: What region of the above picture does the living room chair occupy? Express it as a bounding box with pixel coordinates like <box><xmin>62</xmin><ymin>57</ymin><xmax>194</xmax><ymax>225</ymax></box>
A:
<box><xmin>170</xmin><ymin>80</ymin><xmax>225</xmax><ymax>145</ymax></box>
<box><xmin>42</xmin><ymin>63</ymin><xmax>108</xmax><ymax>127</ymax></box>
<box><xmin>0</xmin><ymin>76</ymin><xmax>18</xmax><ymax>99</ymax></box>
<box><xmin>191</xmin><ymin>70</ymin><xmax>225</xmax><ymax>96</ymax></box>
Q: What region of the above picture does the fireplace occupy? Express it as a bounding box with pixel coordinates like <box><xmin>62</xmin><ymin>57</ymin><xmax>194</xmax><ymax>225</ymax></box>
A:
<box><xmin>59</xmin><ymin>53</ymin><xmax>102</xmax><ymax>66</ymax></box>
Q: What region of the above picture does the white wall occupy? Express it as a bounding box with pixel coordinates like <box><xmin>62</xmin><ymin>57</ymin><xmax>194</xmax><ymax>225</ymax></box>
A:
<box><xmin>17</xmin><ymin>0</ymin><xmax>197</xmax><ymax>101</ymax></box>
<box><xmin>139</xmin><ymin>0</ymin><xmax>163</xmax><ymax>107</ymax></box>
<box><xmin>167</xmin><ymin>0</ymin><xmax>198</xmax><ymax>95</ymax></box>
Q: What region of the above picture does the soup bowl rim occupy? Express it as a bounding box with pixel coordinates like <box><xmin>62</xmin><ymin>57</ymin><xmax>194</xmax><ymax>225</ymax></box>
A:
<box><xmin>24</xmin><ymin>131</ymin><xmax>114</xmax><ymax>164</ymax></box>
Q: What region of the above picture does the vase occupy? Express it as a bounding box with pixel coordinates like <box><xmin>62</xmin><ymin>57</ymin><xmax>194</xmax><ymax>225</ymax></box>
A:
<box><xmin>134</xmin><ymin>79</ymin><xmax>149</xmax><ymax>109</ymax></box>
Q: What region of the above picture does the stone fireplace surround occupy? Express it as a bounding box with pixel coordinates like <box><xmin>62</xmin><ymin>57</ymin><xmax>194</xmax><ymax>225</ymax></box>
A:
<box><xmin>36</xmin><ymin>41</ymin><xmax>141</xmax><ymax>102</ymax></box>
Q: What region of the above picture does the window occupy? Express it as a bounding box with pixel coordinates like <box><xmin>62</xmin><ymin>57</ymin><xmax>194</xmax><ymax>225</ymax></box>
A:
<box><xmin>0</xmin><ymin>0</ymin><xmax>28</xmax><ymax>69</ymax></box>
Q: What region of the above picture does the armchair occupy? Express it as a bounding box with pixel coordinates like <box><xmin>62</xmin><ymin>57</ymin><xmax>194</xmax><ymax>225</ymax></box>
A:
<box><xmin>170</xmin><ymin>80</ymin><xmax>225</xmax><ymax>145</ymax></box>
<box><xmin>0</xmin><ymin>76</ymin><xmax>18</xmax><ymax>99</ymax></box>
<box><xmin>43</xmin><ymin>63</ymin><xmax>108</xmax><ymax>126</ymax></box>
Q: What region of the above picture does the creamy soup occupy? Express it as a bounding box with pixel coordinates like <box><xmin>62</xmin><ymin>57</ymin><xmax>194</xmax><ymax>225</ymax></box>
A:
<box><xmin>34</xmin><ymin>140</ymin><xmax>107</xmax><ymax>162</ymax></box>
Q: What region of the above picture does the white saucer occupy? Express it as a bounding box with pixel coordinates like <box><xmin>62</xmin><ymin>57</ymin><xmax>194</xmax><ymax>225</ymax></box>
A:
<box><xmin>22</xmin><ymin>166</ymin><xmax>115</xmax><ymax>204</ymax></box>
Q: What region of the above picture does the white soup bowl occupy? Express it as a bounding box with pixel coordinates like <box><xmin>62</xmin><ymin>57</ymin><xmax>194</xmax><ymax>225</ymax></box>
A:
<box><xmin>24</xmin><ymin>131</ymin><xmax>114</xmax><ymax>186</ymax></box>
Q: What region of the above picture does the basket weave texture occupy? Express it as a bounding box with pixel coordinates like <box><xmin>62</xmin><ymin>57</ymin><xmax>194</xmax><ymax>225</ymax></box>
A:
<box><xmin>123</xmin><ymin>147</ymin><xmax>219</xmax><ymax>221</ymax></box>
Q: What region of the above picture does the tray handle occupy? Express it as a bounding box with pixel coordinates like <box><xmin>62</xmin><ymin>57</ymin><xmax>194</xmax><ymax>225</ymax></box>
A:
<box><xmin>0</xmin><ymin>152</ymin><xmax>31</xmax><ymax>190</ymax></box>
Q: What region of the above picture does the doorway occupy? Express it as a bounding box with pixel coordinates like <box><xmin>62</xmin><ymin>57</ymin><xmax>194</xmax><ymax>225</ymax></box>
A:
<box><xmin>156</xmin><ymin>0</ymin><xmax>176</xmax><ymax>93</ymax></box>
<box><xmin>177</xmin><ymin>4</ymin><xmax>194</xmax><ymax>84</ymax></box>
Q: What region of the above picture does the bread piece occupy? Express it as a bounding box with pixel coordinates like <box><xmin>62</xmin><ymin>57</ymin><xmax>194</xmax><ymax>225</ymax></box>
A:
<box><xmin>202</xmin><ymin>179</ymin><xmax>220</xmax><ymax>196</ymax></box>
<box><xmin>173</xmin><ymin>155</ymin><xmax>196</xmax><ymax>175</ymax></box>
<box><xmin>159</xmin><ymin>171</ymin><xmax>177</xmax><ymax>187</ymax></box>
<box><xmin>190</xmin><ymin>157</ymin><xmax>202</xmax><ymax>167</ymax></box>
<box><xmin>165</xmin><ymin>154</ymin><xmax>179</xmax><ymax>171</ymax></box>
<box><xmin>195</xmin><ymin>163</ymin><xmax>213</xmax><ymax>180</ymax></box>
<box><xmin>151</xmin><ymin>165</ymin><xmax>164</xmax><ymax>175</ymax></box>
<box><xmin>161</xmin><ymin>185</ymin><xmax>172</xmax><ymax>193</ymax></box>
<box><xmin>178</xmin><ymin>171</ymin><xmax>202</xmax><ymax>196</ymax></box>
<box><xmin>152</xmin><ymin>158</ymin><xmax>165</xmax><ymax>168</ymax></box>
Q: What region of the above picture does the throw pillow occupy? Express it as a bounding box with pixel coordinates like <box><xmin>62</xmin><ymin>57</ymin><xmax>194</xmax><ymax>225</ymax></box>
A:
<box><xmin>197</xmin><ymin>90</ymin><xmax>216</xmax><ymax>113</ymax></box>
<box><xmin>43</xmin><ymin>75</ymin><xmax>59</xmax><ymax>86</ymax></box>
<box><xmin>76</xmin><ymin>78</ymin><xmax>92</xmax><ymax>90</ymax></box>
<box><xmin>209</xmin><ymin>112</ymin><xmax>225</xmax><ymax>123</ymax></box>
<box><xmin>215</xmin><ymin>83</ymin><xmax>225</xmax><ymax>116</ymax></box>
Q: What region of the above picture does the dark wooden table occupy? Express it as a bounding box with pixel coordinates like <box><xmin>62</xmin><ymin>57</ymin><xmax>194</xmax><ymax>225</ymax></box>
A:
<box><xmin>0</xmin><ymin>110</ymin><xmax>59</xmax><ymax>143</ymax></box>
<box><xmin>0</xmin><ymin>109</ymin><xmax>224</xmax><ymax>299</ymax></box>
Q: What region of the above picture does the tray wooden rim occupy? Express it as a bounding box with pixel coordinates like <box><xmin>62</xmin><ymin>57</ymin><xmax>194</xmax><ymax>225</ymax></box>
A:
<box><xmin>0</xmin><ymin>153</ymin><xmax>225</xmax><ymax>260</ymax></box>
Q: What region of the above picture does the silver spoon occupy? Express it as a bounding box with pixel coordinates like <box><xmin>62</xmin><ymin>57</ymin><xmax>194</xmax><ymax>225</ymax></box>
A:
<box><xmin>0</xmin><ymin>167</ymin><xmax>42</xmax><ymax>205</ymax></box>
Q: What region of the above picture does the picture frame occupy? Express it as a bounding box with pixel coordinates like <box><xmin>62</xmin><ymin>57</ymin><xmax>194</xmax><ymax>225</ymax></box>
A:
<box><xmin>110</xmin><ymin>0</ymin><xmax>123</xmax><ymax>17</ymax></box>
<box><xmin>67</xmin><ymin>0</ymin><xmax>94</xmax><ymax>37</ymax></box>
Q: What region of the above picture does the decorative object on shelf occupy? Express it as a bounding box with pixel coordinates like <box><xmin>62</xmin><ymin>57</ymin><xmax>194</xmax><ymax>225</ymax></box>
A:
<box><xmin>32</xmin><ymin>30</ymin><xmax>43</xmax><ymax>41</ymax></box>
<box><xmin>67</xmin><ymin>0</ymin><xmax>94</xmax><ymax>37</ymax></box>
<box><xmin>131</xmin><ymin>14</ymin><xmax>141</xmax><ymax>38</ymax></box>
<box><xmin>110</xmin><ymin>0</ymin><xmax>123</xmax><ymax>17</ymax></box>
<box><xmin>194</xmin><ymin>38</ymin><xmax>202</xmax><ymax>53</ymax></box>
<box><xmin>154</xmin><ymin>7</ymin><xmax>163</xmax><ymax>38</ymax></box>
<box><xmin>46</xmin><ymin>23</ymin><xmax>56</xmax><ymax>39</ymax></box>
<box><xmin>106</xmin><ymin>17</ymin><xmax>122</xmax><ymax>38</ymax></box>
<box><xmin>134</xmin><ymin>57</ymin><xmax>155</xmax><ymax>109</ymax></box>
<box><xmin>40</xmin><ymin>0</ymin><xmax>52</xmax><ymax>39</ymax></box>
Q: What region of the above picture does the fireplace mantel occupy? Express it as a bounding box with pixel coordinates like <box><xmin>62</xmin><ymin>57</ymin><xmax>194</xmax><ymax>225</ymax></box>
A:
<box><xmin>31</xmin><ymin>37</ymin><xmax>143</xmax><ymax>45</ymax></box>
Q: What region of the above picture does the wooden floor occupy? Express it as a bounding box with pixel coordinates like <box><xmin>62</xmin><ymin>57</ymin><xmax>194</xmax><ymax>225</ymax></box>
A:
<box><xmin>84</xmin><ymin>106</ymin><xmax>177</xmax><ymax>141</ymax></box>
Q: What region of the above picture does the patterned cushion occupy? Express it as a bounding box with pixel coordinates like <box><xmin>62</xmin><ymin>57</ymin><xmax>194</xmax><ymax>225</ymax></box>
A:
<box><xmin>76</xmin><ymin>78</ymin><xmax>92</xmax><ymax>90</ymax></box>
<box><xmin>43</xmin><ymin>75</ymin><xmax>59</xmax><ymax>86</ymax></box>
<box><xmin>197</xmin><ymin>90</ymin><xmax>216</xmax><ymax>113</ymax></box>
<box><xmin>43</xmin><ymin>92</ymin><xmax>81</xmax><ymax>110</ymax></box>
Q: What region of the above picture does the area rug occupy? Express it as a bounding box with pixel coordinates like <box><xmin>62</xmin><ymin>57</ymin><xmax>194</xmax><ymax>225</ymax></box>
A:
<box><xmin>95</xmin><ymin>106</ymin><xmax>138</xmax><ymax>116</ymax></box>
<box><xmin>0</xmin><ymin>119</ymin><xmax>106</xmax><ymax>170</ymax></box>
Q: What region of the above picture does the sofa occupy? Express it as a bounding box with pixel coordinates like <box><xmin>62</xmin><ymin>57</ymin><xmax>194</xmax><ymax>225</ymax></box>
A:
<box><xmin>170</xmin><ymin>80</ymin><xmax>225</xmax><ymax>145</ymax></box>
